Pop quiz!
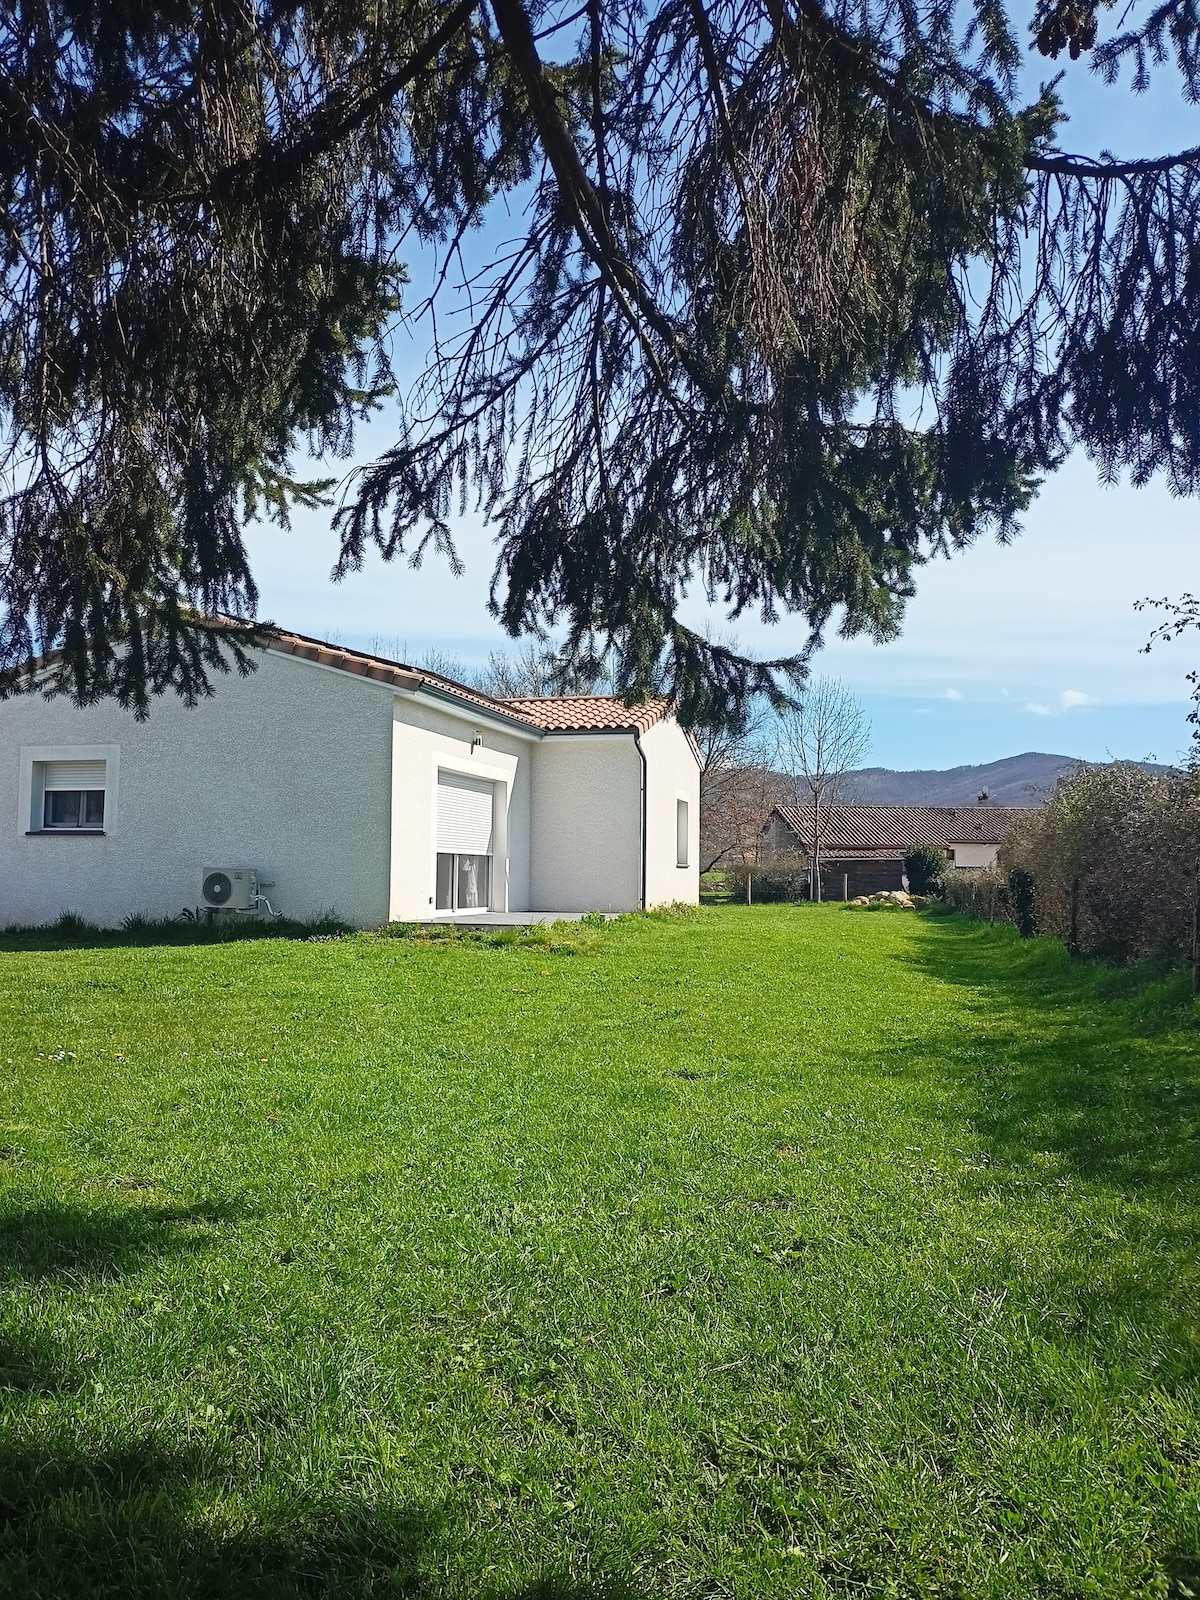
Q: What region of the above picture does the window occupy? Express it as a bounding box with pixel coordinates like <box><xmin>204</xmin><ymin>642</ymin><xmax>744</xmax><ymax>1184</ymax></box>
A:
<box><xmin>676</xmin><ymin>798</ymin><xmax>689</xmax><ymax>868</ymax></box>
<box><xmin>435</xmin><ymin>772</ymin><xmax>494</xmax><ymax>911</ymax></box>
<box><xmin>40</xmin><ymin>759</ymin><xmax>106</xmax><ymax>831</ymax></box>
<box><xmin>435</xmin><ymin>852</ymin><xmax>492</xmax><ymax>911</ymax></box>
<box><xmin>20</xmin><ymin>746</ymin><xmax>118</xmax><ymax>836</ymax></box>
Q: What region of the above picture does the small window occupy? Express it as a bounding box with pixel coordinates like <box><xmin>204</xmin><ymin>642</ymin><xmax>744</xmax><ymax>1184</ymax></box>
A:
<box><xmin>40</xmin><ymin>759</ymin><xmax>106</xmax><ymax>831</ymax></box>
<box><xmin>676</xmin><ymin>798</ymin><xmax>689</xmax><ymax>868</ymax></box>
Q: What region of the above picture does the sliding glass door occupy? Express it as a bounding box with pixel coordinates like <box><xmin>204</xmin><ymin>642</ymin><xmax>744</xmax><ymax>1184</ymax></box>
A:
<box><xmin>435</xmin><ymin>773</ymin><xmax>495</xmax><ymax>912</ymax></box>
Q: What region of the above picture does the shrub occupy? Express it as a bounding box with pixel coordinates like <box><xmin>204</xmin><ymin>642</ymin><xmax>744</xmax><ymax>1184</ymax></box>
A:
<box><xmin>1008</xmin><ymin>867</ymin><xmax>1037</xmax><ymax>938</ymax></box>
<box><xmin>997</xmin><ymin>765</ymin><xmax>1200</xmax><ymax>964</ymax></box>
<box><xmin>904</xmin><ymin>845</ymin><xmax>948</xmax><ymax>896</ymax></box>
<box><xmin>940</xmin><ymin>867</ymin><xmax>1009</xmax><ymax>923</ymax></box>
<box><xmin>725</xmin><ymin>852</ymin><xmax>809</xmax><ymax>903</ymax></box>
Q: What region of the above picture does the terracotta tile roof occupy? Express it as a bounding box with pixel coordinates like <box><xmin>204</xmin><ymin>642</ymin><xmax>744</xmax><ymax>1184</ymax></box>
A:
<box><xmin>500</xmin><ymin>695</ymin><xmax>669</xmax><ymax>734</ymax></box>
<box><xmin>27</xmin><ymin>620</ymin><xmax>674</xmax><ymax>737</ymax></box>
<box><xmin>262</xmin><ymin>628</ymin><xmax>541</xmax><ymax>726</ymax></box>
<box><xmin>262</xmin><ymin>629</ymin><xmax>674</xmax><ymax>736</ymax></box>
<box><xmin>773</xmin><ymin>803</ymin><xmax>1032</xmax><ymax>854</ymax></box>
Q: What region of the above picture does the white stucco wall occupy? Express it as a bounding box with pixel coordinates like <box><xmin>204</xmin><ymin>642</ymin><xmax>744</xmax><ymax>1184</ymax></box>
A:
<box><xmin>0</xmin><ymin>649</ymin><xmax>396</xmax><ymax>928</ymax></box>
<box><xmin>950</xmin><ymin>843</ymin><xmax>1001</xmax><ymax>870</ymax></box>
<box><xmin>0</xmin><ymin>647</ymin><xmax>702</xmax><ymax>927</ymax></box>
<box><xmin>388</xmin><ymin>696</ymin><xmax>535</xmax><ymax>920</ymax></box>
<box><xmin>640</xmin><ymin>716</ymin><xmax>701</xmax><ymax>907</ymax></box>
<box><xmin>528</xmin><ymin>734</ymin><xmax>642</xmax><ymax>912</ymax></box>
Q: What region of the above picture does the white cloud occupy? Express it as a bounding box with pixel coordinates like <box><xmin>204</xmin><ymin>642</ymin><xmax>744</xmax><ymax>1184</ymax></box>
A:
<box><xmin>1024</xmin><ymin>689</ymin><xmax>1094</xmax><ymax>717</ymax></box>
<box><xmin>941</xmin><ymin>688</ymin><xmax>963</xmax><ymax>701</ymax></box>
<box><xmin>913</xmin><ymin>707</ymin><xmax>933</xmax><ymax>715</ymax></box>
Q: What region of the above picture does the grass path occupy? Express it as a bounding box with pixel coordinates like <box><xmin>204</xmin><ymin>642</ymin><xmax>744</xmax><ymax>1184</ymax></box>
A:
<box><xmin>1</xmin><ymin>906</ymin><xmax>1198</xmax><ymax>1598</ymax></box>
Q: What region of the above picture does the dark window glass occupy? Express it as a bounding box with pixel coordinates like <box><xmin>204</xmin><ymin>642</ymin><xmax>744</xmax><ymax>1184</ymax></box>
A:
<box><xmin>435</xmin><ymin>852</ymin><xmax>454</xmax><ymax>910</ymax></box>
<box><xmin>43</xmin><ymin>789</ymin><xmax>104</xmax><ymax>829</ymax></box>
<box><xmin>45</xmin><ymin>790</ymin><xmax>80</xmax><ymax>828</ymax></box>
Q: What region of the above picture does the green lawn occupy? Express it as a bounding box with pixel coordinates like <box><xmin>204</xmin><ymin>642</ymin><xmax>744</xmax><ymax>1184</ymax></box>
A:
<box><xmin>1</xmin><ymin>906</ymin><xmax>1199</xmax><ymax>1599</ymax></box>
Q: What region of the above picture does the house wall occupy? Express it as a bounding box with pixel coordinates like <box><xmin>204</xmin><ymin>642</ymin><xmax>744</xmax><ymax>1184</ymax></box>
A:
<box><xmin>388</xmin><ymin>696</ymin><xmax>535</xmax><ymax>920</ymax></box>
<box><xmin>528</xmin><ymin>734</ymin><xmax>641</xmax><ymax>912</ymax></box>
<box><xmin>0</xmin><ymin>649</ymin><xmax>395</xmax><ymax>928</ymax></box>
<box><xmin>767</xmin><ymin>813</ymin><xmax>806</xmax><ymax>855</ymax></box>
<box><xmin>820</xmin><ymin>858</ymin><xmax>905</xmax><ymax>898</ymax></box>
<box><xmin>950</xmin><ymin>843</ymin><xmax>1000</xmax><ymax>870</ymax></box>
<box><xmin>640</xmin><ymin>716</ymin><xmax>701</xmax><ymax>907</ymax></box>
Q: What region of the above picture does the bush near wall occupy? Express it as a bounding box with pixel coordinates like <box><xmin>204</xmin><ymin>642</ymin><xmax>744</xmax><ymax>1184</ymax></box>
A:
<box><xmin>941</xmin><ymin>866</ymin><xmax>1009</xmax><ymax>923</ymax></box>
<box><xmin>947</xmin><ymin>765</ymin><xmax>1200</xmax><ymax>965</ymax></box>
<box><xmin>904</xmin><ymin>845</ymin><xmax>948</xmax><ymax>897</ymax></box>
<box><xmin>724</xmin><ymin>852</ymin><xmax>810</xmax><ymax>903</ymax></box>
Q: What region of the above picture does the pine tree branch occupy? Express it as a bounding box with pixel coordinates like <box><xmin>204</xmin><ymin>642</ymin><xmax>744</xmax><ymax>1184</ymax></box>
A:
<box><xmin>214</xmin><ymin>0</ymin><xmax>480</xmax><ymax>201</ymax></box>
<box><xmin>1026</xmin><ymin>144</ymin><xmax>1200</xmax><ymax>177</ymax></box>
<box><xmin>489</xmin><ymin>0</ymin><xmax>720</xmax><ymax>401</ymax></box>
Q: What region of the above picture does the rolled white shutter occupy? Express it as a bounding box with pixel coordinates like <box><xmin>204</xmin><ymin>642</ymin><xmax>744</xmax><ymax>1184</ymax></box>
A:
<box><xmin>436</xmin><ymin>773</ymin><xmax>494</xmax><ymax>854</ymax></box>
<box><xmin>43</xmin><ymin>759</ymin><xmax>105</xmax><ymax>790</ymax></box>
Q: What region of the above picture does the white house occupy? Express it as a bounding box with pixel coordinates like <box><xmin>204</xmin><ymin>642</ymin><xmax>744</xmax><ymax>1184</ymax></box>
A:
<box><xmin>0</xmin><ymin>628</ymin><xmax>700</xmax><ymax>928</ymax></box>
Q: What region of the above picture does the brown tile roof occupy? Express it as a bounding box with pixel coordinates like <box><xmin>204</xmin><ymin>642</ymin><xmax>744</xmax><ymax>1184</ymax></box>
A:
<box><xmin>262</xmin><ymin>628</ymin><xmax>672</xmax><ymax>736</ymax></box>
<box><xmin>773</xmin><ymin>803</ymin><xmax>1032</xmax><ymax>854</ymax></box>
<box><xmin>262</xmin><ymin>628</ymin><xmax>541</xmax><ymax>726</ymax></box>
<box><xmin>499</xmin><ymin>695</ymin><xmax>669</xmax><ymax>734</ymax></box>
<box><xmin>21</xmin><ymin>622</ymin><xmax>678</xmax><ymax>738</ymax></box>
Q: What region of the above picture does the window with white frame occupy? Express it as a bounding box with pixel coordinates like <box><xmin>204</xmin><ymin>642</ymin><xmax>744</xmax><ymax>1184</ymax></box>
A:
<box><xmin>38</xmin><ymin>759</ymin><xmax>106</xmax><ymax>831</ymax></box>
<box><xmin>21</xmin><ymin>747</ymin><xmax>118</xmax><ymax>835</ymax></box>
<box><xmin>676</xmin><ymin>797</ymin><xmax>689</xmax><ymax>868</ymax></box>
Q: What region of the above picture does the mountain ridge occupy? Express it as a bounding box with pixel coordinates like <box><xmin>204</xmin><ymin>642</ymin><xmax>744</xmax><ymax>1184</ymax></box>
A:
<box><xmin>842</xmin><ymin>752</ymin><xmax>1171</xmax><ymax>807</ymax></box>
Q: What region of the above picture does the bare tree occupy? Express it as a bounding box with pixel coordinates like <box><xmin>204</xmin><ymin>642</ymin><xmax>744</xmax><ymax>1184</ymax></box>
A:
<box><xmin>419</xmin><ymin>646</ymin><xmax>473</xmax><ymax>684</ymax></box>
<box><xmin>697</xmin><ymin>719</ymin><xmax>782</xmax><ymax>875</ymax></box>
<box><xmin>473</xmin><ymin>640</ymin><xmax>618</xmax><ymax>700</ymax></box>
<box><xmin>774</xmin><ymin>680</ymin><xmax>871</xmax><ymax>902</ymax></box>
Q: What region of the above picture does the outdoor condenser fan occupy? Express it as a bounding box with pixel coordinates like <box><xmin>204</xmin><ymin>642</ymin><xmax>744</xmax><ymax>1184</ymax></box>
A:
<box><xmin>202</xmin><ymin>870</ymin><xmax>234</xmax><ymax>905</ymax></box>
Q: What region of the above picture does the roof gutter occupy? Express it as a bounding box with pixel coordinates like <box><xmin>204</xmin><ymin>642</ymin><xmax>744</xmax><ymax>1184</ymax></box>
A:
<box><xmin>634</xmin><ymin>730</ymin><xmax>648</xmax><ymax>910</ymax></box>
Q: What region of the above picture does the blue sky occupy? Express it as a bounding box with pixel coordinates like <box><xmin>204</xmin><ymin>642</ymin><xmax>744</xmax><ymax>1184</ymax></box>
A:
<box><xmin>243</xmin><ymin>31</ymin><xmax>1199</xmax><ymax>772</ymax></box>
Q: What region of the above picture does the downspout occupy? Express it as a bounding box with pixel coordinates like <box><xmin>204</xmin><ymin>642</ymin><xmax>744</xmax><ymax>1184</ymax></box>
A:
<box><xmin>634</xmin><ymin>731</ymin><xmax>648</xmax><ymax>910</ymax></box>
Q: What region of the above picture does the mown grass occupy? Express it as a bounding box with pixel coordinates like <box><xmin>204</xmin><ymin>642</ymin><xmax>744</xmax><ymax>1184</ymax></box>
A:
<box><xmin>1</xmin><ymin>906</ymin><xmax>1198</xmax><ymax>1598</ymax></box>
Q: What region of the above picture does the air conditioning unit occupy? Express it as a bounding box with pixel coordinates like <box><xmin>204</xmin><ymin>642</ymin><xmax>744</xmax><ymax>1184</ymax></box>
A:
<box><xmin>201</xmin><ymin>867</ymin><xmax>257</xmax><ymax>911</ymax></box>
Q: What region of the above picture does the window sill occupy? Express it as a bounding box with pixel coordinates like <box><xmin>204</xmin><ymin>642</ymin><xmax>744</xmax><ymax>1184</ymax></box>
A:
<box><xmin>26</xmin><ymin>829</ymin><xmax>106</xmax><ymax>837</ymax></box>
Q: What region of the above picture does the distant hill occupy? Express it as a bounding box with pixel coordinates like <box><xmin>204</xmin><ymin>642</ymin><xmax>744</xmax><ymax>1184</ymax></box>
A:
<box><xmin>842</xmin><ymin>752</ymin><xmax>1171</xmax><ymax>808</ymax></box>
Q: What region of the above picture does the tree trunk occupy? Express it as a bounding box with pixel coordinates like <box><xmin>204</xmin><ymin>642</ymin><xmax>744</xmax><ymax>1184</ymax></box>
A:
<box><xmin>812</xmin><ymin>797</ymin><xmax>822</xmax><ymax>902</ymax></box>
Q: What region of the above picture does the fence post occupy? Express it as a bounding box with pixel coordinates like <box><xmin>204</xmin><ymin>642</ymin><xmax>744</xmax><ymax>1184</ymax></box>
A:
<box><xmin>843</xmin><ymin>872</ymin><xmax>848</xmax><ymax>902</ymax></box>
<box><xmin>1192</xmin><ymin>856</ymin><xmax>1199</xmax><ymax>997</ymax></box>
<box><xmin>1068</xmin><ymin>875</ymin><xmax>1080</xmax><ymax>957</ymax></box>
<box><xmin>747</xmin><ymin>866</ymin><xmax>752</xmax><ymax>907</ymax></box>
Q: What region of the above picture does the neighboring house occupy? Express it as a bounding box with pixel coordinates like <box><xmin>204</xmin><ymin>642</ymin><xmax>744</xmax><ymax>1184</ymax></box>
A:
<box><xmin>764</xmin><ymin>803</ymin><xmax>1030</xmax><ymax>897</ymax></box>
<box><xmin>0</xmin><ymin>628</ymin><xmax>700</xmax><ymax>927</ymax></box>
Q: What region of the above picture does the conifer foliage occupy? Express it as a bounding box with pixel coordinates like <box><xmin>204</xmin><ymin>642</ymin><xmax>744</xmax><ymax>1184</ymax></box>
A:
<box><xmin>3</xmin><ymin>1</ymin><xmax>1200</xmax><ymax>722</ymax></box>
